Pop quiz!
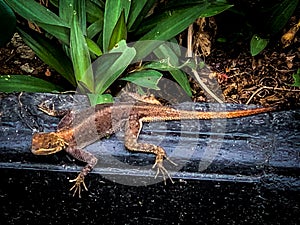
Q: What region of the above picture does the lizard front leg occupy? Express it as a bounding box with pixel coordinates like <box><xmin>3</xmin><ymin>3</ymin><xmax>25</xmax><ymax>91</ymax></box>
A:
<box><xmin>65</xmin><ymin>146</ymin><xmax>98</xmax><ymax>197</ymax></box>
<box><xmin>124</xmin><ymin>118</ymin><xmax>176</xmax><ymax>184</ymax></box>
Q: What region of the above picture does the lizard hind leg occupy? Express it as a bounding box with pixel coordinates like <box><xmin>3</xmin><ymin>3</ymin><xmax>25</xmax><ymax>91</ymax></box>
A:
<box><xmin>124</xmin><ymin>119</ymin><xmax>177</xmax><ymax>184</ymax></box>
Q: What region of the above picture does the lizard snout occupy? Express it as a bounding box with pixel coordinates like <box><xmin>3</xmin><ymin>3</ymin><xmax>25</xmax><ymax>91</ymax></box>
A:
<box><xmin>32</xmin><ymin>132</ymin><xmax>68</xmax><ymax>155</ymax></box>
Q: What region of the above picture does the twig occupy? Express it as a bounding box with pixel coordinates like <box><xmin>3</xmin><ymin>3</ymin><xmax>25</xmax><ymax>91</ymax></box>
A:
<box><xmin>246</xmin><ymin>86</ymin><xmax>300</xmax><ymax>104</ymax></box>
<box><xmin>191</xmin><ymin>69</ymin><xmax>224</xmax><ymax>103</ymax></box>
<box><xmin>186</xmin><ymin>24</ymin><xmax>224</xmax><ymax>103</ymax></box>
<box><xmin>186</xmin><ymin>24</ymin><xmax>193</xmax><ymax>57</ymax></box>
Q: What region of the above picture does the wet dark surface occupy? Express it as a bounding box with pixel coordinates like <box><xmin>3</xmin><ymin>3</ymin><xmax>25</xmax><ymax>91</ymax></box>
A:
<box><xmin>1</xmin><ymin>168</ymin><xmax>299</xmax><ymax>225</ymax></box>
<box><xmin>0</xmin><ymin>93</ymin><xmax>299</xmax><ymax>224</ymax></box>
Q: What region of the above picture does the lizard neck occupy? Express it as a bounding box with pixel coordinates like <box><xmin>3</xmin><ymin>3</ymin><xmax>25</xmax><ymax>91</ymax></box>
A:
<box><xmin>56</xmin><ymin>129</ymin><xmax>75</xmax><ymax>142</ymax></box>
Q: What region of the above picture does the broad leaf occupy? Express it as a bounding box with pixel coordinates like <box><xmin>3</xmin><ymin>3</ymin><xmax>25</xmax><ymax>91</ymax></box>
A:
<box><xmin>153</xmin><ymin>42</ymin><xmax>192</xmax><ymax>96</ymax></box>
<box><xmin>0</xmin><ymin>0</ymin><xmax>16</xmax><ymax>47</ymax></box>
<box><xmin>134</xmin><ymin>1</ymin><xmax>232</xmax><ymax>59</ymax></box>
<box><xmin>59</xmin><ymin>0</ymin><xmax>73</xmax><ymax>25</ymax></box>
<box><xmin>70</xmin><ymin>12</ymin><xmax>93</xmax><ymax>92</ymax></box>
<box><xmin>169</xmin><ymin>69</ymin><xmax>192</xmax><ymax>97</ymax></box>
<box><xmin>94</xmin><ymin>40</ymin><xmax>136</xmax><ymax>94</ymax></box>
<box><xmin>127</xmin><ymin>0</ymin><xmax>156</xmax><ymax>31</ymax></box>
<box><xmin>60</xmin><ymin>0</ymin><xmax>86</xmax><ymax>34</ymax></box>
<box><xmin>0</xmin><ymin>75</ymin><xmax>64</xmax><ymax>93</ymax></box>
<box><xmin>265</xmin><ymin>0</ymin><xmax>299</xmax><ymax>35</ymax></box>
<box><xmin>92</xmin><ymin>52</ymin><xmax>122</xmax><ymax>94</ymax></box>
<box><xmin>4</xmin><ymin>0</ymin><xmax>67</xmax><ymax>26</ymax></box>
<box><xmin>250</xmin><ymin>34</ymin><xmax>269</xmax><ymax>56</ymax></box>
<box><xmin>102</xmin><ymin>0</ymin><xmax>131</xmax><ymax>52</ymax></box>
<box><xmin>166</xmin><ymin>0</ymin><xmax>233</xmax><ymax>16</ymax></box>
<box><xmin>34</xmin><ymin>22</ymin><xmax>70</xmax><ymax>45</ymax></box>
<box><xmin>291</xmin><ymin>69</ymin><xmax>300</xmax><ymax>87</ymax></box>
<box><xmin>154</xmin><ymin>43</ymin><xmax>180</xmax><ymax>67</ymax></box>
<box><xmin>5</xmin><ymin>0</ymin><xmax>69</xmax><ymax>44</ymax></box>
<box><xmin>143</xmin><ymin>61</ymin><xmax>174</xmax><ymax>71</ymax></box>
<box><xmin>108</xmin><ymin>10</ymin><xmax>127</xmax><ymax>50</ymax></box>
<box><xmin>88</xmin><ymin>93</ymin><xmax>114</xmax><ymax>106</ymax></box>
<box><xmin>87</xmin><ymin>18</ymin><xmax>104</xmax><ymax>39</ymax></box>
<box><xmin>86</xmin><ymin>0</ymin><xmax>104</xmax><ymax>23</ymax></box>
<box><xmin>86</xmin><ymin>37</ymin><xmax>102</xmax><ymax>56</ymax></box>
<box><xmin>75</xmin><ymin>0</ymin><xmax>87</xmax><ymax>34</ymax></box>
<box><xmin>121</xmin><ymin>70</ymin><xmax>162</xmax><ymax>90</ymax></box>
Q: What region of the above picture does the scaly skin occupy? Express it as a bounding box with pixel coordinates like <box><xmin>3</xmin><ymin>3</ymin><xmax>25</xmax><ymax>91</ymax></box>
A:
<box><xmin>32</xmin><ymin>102</ymin><xmax>274</xmax><ymax>197</ymax></box>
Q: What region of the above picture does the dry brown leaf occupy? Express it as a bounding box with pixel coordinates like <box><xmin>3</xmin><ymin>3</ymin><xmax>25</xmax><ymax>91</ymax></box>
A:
<box><xmin>286</xmin><ymin>55</ymin><xmax>295</xmax><ymax>69</ymax></box>
<box><xmin>281</xmin><ymin>19</ymin><xmax>300</xmax><ymax>48</ymax></box>
<box><xmin>193</xmin><ymin>17</ymin><xmax>217</xmax><ymax>56</ymax></box>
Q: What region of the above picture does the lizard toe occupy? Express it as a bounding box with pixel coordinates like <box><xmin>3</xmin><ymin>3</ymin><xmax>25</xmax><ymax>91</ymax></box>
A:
<box><xmin>153</xmin><ymin>160</ymin><xmax>174</xmax><ymax>184</ymax></box>
<box><xmin>69</xmin><ymin>173</ymin><xmax>88</xmax><ymax>198</ymax></box>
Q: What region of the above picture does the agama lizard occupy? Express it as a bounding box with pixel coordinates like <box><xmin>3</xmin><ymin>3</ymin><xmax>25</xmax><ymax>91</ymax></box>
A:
<box><xmin>31</xmin><ymin>102</ymin><xmax>274</xmax><ymax>197</ymax></box>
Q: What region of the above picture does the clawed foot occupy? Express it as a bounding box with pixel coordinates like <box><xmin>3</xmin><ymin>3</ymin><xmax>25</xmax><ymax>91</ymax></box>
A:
<box><xmin>69</xmin><ymin>173</ymin><xmax>88</xmax><ymax>198</ymax></box>
<box><xmin>153</xmin><ymin>155</ymin><xmax>177</xmax><ymax>184</ymax></box>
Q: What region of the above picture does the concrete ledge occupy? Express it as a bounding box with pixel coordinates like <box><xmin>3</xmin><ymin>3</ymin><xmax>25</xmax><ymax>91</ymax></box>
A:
<box><xmin>0</xmin><ymin>93</ymin><xmax>299</xmax><ymax>224</ymax></box>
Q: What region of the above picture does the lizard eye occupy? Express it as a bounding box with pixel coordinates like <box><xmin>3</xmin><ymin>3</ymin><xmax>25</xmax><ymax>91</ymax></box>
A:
<box><xmin>56</xmin><ymin>139</ymin><xmax>67</xmax><ymax>148</ymax></box>
<box><xmin>46</xmin><ymin>142</ymin><xmax>52</xmax><ymax>148</ymax></box>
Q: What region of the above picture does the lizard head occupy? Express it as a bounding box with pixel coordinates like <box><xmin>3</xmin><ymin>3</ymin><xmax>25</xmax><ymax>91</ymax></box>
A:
<box><xmin>32</xmin><ymin>132</ymin><xmax>69</xmax><ymax>155</ymax></box>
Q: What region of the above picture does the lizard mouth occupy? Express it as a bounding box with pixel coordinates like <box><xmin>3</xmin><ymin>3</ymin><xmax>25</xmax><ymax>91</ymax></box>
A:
<box><xmin>32</xmin><ymin>132</ymin><xmax>68</xmax><ymax>155</ymax></box>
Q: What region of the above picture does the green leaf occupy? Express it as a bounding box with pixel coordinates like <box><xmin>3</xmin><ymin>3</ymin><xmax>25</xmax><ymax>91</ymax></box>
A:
<box><xmin>88</xmin><ymin>93</ymin><xmax>114</xmax><ymax>105</ymax></box>
<box><xmin>127</xmin><ymin>0</ymin><xmax>156</xmax><ymax>31</ymax></box>
<box><xmin>17</xmin><ymin>27</ymin><xmax>76</xmax><ymax>86</ymax></box>
<box><xmin>93</xmin><ymin>52</ymin><xmax>122</xmax><ymax>93</ymax></box>
<box><xmin>87</xmin><ymin>18</ymin><xmax>104</xmax><ymax>39</ymax></box>
<box><xmin>49</xmin><ymin>0</ymin><xmax>58</xmax><ymax>7</ymax></box>
<box><xmin>5</xmin><ymin>0</ymin><xmax>70</xmax><ymax>44</ymax></box>
<box><xmin>134</xmin><ymin>3</ymin><xmax>232</xmax><ymax>59</ymax></box>
<box><xmin>59</xmin><ymin>0</ymin><xmax>73</xmax><ymax>25</ymax></box>
<box><xmin>70</xmin><ymin>12</ymin><xmax>93</xmax><ymax>92</ymax></box>
<box><xmin>108</xmin><ymin>10</ymin><xmax>127</xmax><ymax>50</ymax></box>
<box><xmin>0</xmin><ymin>75</ymin><xmax>64</xmax><ymax>93</ymax></box>
<box><xmin>94</xmin><ymin>40</ymin><xmax>136</xmax><ymax>94</ymax></box>
<box><xmin>143</xmin><ymin>61</ymin><xmax>174</xmax><ymax>71</ymax></box>
<box><xmin>0</xmin><ymin>0</ymin><xmax>16</xmax><ymax>47</ymax></box>
<box><xmin>154</xmin><ymin>43</ymin><xmax>180</xmax><ymax>67</ymax></box>
<box><xmin>60</xmin><ymin>0</ymin><xmax>86</xmax><ymax>34</ymax></box>
<box><xmin>56</xmin><ymin>0</ymin><xmax>103</xmax><ymax>24</ymax></box>
<box><xmin>102</xmin><ymin>0</ymin><xmax>131</xmax><ymax>52</ymax></box>
<box><xmin>86</xmin><ymin>0</ymin><xmax>104</xmax><ymax>23</ymax></box>
<box><xmin>74</xmin><ymin>0</ymin><xmax>87</xmax><ymax>35</ymax></box>
<box><xmin>166</xmin><ymin>0</ymin><xmax>233</xmax><ymax>16</ymax></box>
<box><xmin>153</xmin><ymin>43</ymin><xmax>192</xmax><ymax>96</ymax></box>
<box><xmin>90</xmin><ymin>0</ymin><xmax>105</xmax><ymax>9</ymax></box>
<box><xmin>265</xmin><ymin>0</ymin><xmax>299</xmax><ymax>35</ymax></box>
<box><xmin>4</xmin><ymin>0</ymin><xmax>68</xmax><ymax>26</ymax></box>
<box><xmin>169</xmin><ymin>69</ymin><xmax>192</xmax><ymax>97</ymax></box>
<box><xmin>121</xmin><ymin>70</ymin><xmax>162</xmax><ymax>90</ymax></box>
<box><xmin>291</xmin><ymin>69</ymin><xmax>300</xmax><ymax>87</ymax></box>
<box><xmin>250</xmin><ymin>34</ymin><xmax>269</xmax><ymax>56</ymax></box>
<box><xmin>35</xmin><ymin>22</ymin><xmax>70</xmax><ymax>45</ymax></box>
<box><xmin>86</xmin><ymin>37</ymin><xmax>102</xmax><ymax>56</ymax></box>
<box><xmin>135</xmin><ymin>1</ymin><xmax>232</xmax><ymax>38</ymax></box>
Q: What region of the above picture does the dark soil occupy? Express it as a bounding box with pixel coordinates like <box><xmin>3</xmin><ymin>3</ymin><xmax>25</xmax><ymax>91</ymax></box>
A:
<box><xmin>204</xmin><ymin>38</ymin><xmax>300</xmax><ymax>108</ymax></box>
<box><xmin>0</xmin><ymin>33</ymin><xmax>49</xmax><ymax>76</ymax></box>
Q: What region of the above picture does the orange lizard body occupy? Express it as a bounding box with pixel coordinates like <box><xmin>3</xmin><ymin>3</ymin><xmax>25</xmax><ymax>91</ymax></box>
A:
<box><xmin>32</xmin><ymin>102</ymin><xmax>274</xmax><ymax>197</ymax></box>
